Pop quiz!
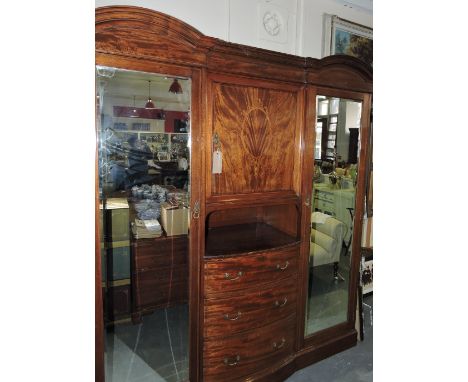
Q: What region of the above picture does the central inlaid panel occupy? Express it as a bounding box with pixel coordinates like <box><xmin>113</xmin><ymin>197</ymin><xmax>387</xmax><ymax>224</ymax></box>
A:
<box><xmin>211</xmin><ymin>82</ymin><xmax>299</xmax><ymax>195</ymax></box>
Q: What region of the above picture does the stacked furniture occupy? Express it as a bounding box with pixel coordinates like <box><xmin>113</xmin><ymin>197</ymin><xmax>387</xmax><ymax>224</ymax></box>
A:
<box><xmin>95</xmin><ymin>6</ymin><xmax>372</xmax><ymax>382</ymax></box>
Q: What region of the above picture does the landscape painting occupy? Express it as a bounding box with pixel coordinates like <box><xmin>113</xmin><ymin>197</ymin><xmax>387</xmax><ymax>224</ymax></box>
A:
<box><xmin>323</xmin><ymin>15</ymin><xmax>373</xmax><ymax>68</ymax></box>
<box><xmin>334</xmin><ymin>28</ymin><xmax>373</xmax><ymax>67</ymax></box>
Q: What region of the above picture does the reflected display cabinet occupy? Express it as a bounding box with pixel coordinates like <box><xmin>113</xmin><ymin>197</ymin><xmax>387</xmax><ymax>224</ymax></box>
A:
<box><xmin>95</xmin><ymin>6</ymin><xmax>372</xmax><ymax>382</ymax></box>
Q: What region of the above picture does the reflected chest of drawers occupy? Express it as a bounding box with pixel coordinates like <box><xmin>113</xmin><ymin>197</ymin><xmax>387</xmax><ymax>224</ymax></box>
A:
<box><xmin>131</xmin><ymin>234</ymin><xmax>188</xmax><ymax>323</ymax></box>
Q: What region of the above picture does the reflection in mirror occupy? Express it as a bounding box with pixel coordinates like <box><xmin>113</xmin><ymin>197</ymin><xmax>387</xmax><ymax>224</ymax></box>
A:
<box><xmin>97</xmin><ymin>66</ymin><xmax>191</xmax><ymax>381</ymax></box>
<box><xmin>305</xmin><ymin>96</ymin><xmax>362</xmax><ymax>336</ymax></box>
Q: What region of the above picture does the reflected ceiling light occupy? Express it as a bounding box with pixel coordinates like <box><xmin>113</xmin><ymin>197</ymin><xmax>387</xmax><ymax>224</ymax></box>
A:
<box><xmin>145</xmin><ymin>80</ymin><xmax>156</xmax><ymax>109</ymax></box>
<box><xmin>130</xmin><ymin>95</ymin><xmax>139</xmax><ymax>118</ymax></box>
<box><xmin>168</xmin><ymin>78</ymin><xmax>183</xmax><ymax>94</ymax></box>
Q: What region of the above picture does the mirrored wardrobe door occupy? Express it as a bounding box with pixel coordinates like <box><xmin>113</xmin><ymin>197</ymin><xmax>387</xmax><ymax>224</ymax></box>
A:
<box><xmin>96</xmin><ymin>66</ymin><xmax>191</xmax><ymax>382</ymax></box>
<box><xmin>305</xmin><ymin>96</ymin><xmax>363</xmax><ymax>336</ymax></box>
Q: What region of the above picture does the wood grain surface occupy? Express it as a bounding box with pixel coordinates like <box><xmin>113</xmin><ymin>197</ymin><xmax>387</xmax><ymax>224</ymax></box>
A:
<box><xmin>204</xmin><ymin>246</ymin><xmax>299</xmax><ymax>296</ymax></box>
<box><xmin>95</xmin><ymin>6</ymin><xmax>373</xmax><ymax>382</ymax></box>
<box><xmin>211</xmin><ymin>82</ymin><xmax>298</xmax><ymax>195</ymax></box>
<box><xmin>204</xmin><ymin>277</ymin><xmax>297</xmax><ymax>337</ymax></box>
<box><xmin>203</xmin><ymin>314</ymin><xmax>296</xmax><ymax>381</ymax></box>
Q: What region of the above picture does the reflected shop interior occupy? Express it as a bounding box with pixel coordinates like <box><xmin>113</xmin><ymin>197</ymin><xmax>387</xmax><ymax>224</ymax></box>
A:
<box><xmin>305</xmin><ymin>96</ymin><xmax>362</xmax><ymax>336</ymax></box>
<box><xmin>97</xmin><ymin>66</ymin><xmax>191</xmax><ymax>382</ymax></box>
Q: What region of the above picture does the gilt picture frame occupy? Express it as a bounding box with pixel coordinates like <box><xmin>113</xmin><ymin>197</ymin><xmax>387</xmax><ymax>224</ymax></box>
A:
<box><xmin>323</xmin><ymin>14</ymin><xmax>373</xmax><ymax>67</ymax></box>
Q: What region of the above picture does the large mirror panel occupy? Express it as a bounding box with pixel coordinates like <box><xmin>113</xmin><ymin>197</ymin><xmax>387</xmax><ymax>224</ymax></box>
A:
<box><xmin>305</xmin><ymin>96</ymin><xmax>362</xmax><ymax>336</ymax></box>
<box><xmin>97</xmin><ymin>66</ymin><xmax>191</xmax><ymax>382</ymax></box>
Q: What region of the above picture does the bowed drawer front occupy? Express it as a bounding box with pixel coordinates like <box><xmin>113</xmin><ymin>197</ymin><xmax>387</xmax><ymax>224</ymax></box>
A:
<box><xmin>203</xmin><ymin>314</ymin><xmax>296</xmax><ymax>382</ymax></box>
<box><xmin>204</xmin><ymin>246</ymin><xmax>298</xmax><ymax>296</ymax></box>
<box><xmin>204</xmin><ymin>276</ymin><xmax>297</xmax><ymax>337</ymax></box>
<box><xmin>203</xmin><ymin>245</ymin><xmax>299</xmax><ymax>381</ymax></box>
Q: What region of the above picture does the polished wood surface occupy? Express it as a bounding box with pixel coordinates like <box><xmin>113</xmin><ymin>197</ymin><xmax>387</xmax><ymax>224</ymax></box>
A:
<box><xmin>296</xmin><ymin>85</ymin><xmax>317</xmax><ymax>352</ymax></box>
<box><xmin>203</xmin><ymin>314</ymin><xmax>296</xmax><ymax>382</ymax></box>
<box><xmin>95</xmin><ymin>6</ymin><xmax>373</xmax><ymax>382</ymax></box>
<box><xmin>204</xmin><ymin>246</ymin><xmax>299</xmax><ymax>296</ymax></box>
<box><xmin>132</xmin><ymin>235</ymin><xmax>188</xmax><ymax>269</ymax></box>
<box><xmin>131</xmin><ymin>235</ymin><xmax>188</xmax><ymax>317</ymax></box>
<box><xmin>96</xmin><ymin>6</ymin><xmax>215</xmax><ymax>68</ymax></box>
<box><xmin>205</xmin><ymin>222</ymin><xmax>298</xmax><ymax>257</ymax></box>
<box><xmin>204</xmin><ymin>277</ymin><xmax>297</xmax><ymax>337</ymax></box>
<box><xmin>210</xmin><ymin>81</ymin><xmax>299</xmax><ymax>195</ymax></box>
<box><xmin>95</xmin><ymin>132</ymin><xmax>104</xmax><ymax>382</ymax></box>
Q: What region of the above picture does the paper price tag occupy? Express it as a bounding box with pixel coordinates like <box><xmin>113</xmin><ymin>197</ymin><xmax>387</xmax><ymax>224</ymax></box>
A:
<box><xmin>212</xmin><ymin>149</ymin><xmax>222</xmax><ymax>174</ymax></box>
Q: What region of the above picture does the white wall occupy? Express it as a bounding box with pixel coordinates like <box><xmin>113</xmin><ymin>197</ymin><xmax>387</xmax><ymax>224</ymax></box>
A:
<box><xmin>95</xmin><ymin>0</ymin><xmax>230</xmax><ymax>39</ymax></box>
<box><xmin>95</xmin><ymin>0</ymin><xmax>372</xmax><ymax>58</ymax></box>
<box><xmin>299</xmin><ymin>0</ymin><xmax>372</xmax><ymax>58</ymax></box>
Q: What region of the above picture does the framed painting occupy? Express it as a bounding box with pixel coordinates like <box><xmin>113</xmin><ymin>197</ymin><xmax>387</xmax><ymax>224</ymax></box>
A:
<box><xmin>323</xmin><ymin>15</ymin><xmax>373</xmax><ymax>67</ymax></box>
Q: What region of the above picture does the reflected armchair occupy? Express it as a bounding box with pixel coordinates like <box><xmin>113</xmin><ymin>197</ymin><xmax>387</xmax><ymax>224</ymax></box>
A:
<box><xmin>309</xmin><ymin>212</ymin><xmax>346</xmax><ymax>280</ymax></box>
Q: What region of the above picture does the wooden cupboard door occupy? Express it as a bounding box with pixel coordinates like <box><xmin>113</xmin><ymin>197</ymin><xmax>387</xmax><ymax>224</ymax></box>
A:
<box><xmin>209</xmin><ymin>80</ymin><xmax>302</xmax><ymax>196</ymax></box>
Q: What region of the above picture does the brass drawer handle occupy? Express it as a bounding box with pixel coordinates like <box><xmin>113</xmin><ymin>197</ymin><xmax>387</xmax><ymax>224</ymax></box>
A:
<box><xmin>276</xmin><ymin>261</ymin><xmax>289</xmax><ymax>271</ymax></box>
<box><xmin>224</xmin><ymin>271</ymin><xmax>243</xmax><ymax>281</ymax></box>
<box><xmin>224</xmin><ymin>311</ymin><xmax>242</xmax><ymax>321</ymax></box>
<box><xmin>224</xmin><ymin>355</ymin><xmax>240</xmax><ymax>366</ymax></box>
<box><xmin>274</xmin><ymin>297</ymin><xmax>288</xmax><ymax>308</ymax></box>
<box><xmin>273</xmin><ymin>338</ymin><xmax>286</xmax><ymax>350</ymax></box>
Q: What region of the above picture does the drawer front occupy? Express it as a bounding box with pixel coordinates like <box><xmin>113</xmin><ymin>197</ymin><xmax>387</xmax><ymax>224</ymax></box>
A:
<box><xmin>204</xmin><ymin>246</ymin><xmax>298</xmax><ymax>296</ymax></box>
<box><xmin>133</xmin><ymin>266</ymin><xmax>188</xmax><ymax>309</ymax></box>
<box><xmin>134</xmin><ymin>265</ymin><xmax>188</xmax><ymax>286</ymax></box>
<box><xmin>320</xmin><ymin>191</ymin><xmax>334</xmax><ymax>202</ymax></box>
<box><xmin>204</xmin><ymin>277</ymin><xmax>297</xmax><ymax>338</ymax></box>
<box><xmin>203</xmin><ymin>314</ymin><xmax>296</xmax><ymax>382</ymax></box>
<box><xmin>133</xmin><ymin>236</ymin><xmax>188</xmax><ymax>270</ymax></box>
<box><xmin>136</xmin><ymin>280</ymin><xmax>188</xmax><ymax>309</ymax></box>
<box><xmin>315</xmin><ymin>199</ymin><xmax>334</xmax><ymax>214</ymax></box>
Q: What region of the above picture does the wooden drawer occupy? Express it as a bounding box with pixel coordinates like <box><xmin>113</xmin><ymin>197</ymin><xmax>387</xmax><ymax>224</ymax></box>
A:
<box><xmin>136</xmin><ymin>279</ymin><xmax>188</xmax><ymax>309</ymax></box>
<box><xmin>133</xmin><ymin>235</ymin><xmax>188</xmax><ymax>271</ymax></box>
<box><xmin>133</xmin><ymin>265</ymin><xmax>188</xmax><ymax>309</ymax></box>
<box><xmin>315</xmin><ymin>199</ymin><xmax>334</xmax><ymax>214</ymax></box>
<box><xmin>204</xmin><ymin>277</ymin><xmax>296</xmax><ymax>338</ymax></box>
<box><xmin>203</xmin><ymin>314</ymin><xmax>296</xmax><ymax>382</ymax></box>
<box><xmin>204</xmin><ymin>246</ymin><xmax>298</xmax><ymax>296</ymax></box>
<box><xmin>134</xmin><ymin>265</ymin><xmax>188</xmax><ymax>284</ymax></box>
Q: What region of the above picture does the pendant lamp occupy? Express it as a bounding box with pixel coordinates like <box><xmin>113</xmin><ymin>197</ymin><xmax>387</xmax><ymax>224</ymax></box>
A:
<box><xmin>168</xmin><ymin>78</ymin><xmax>183</xmax><ymax>94</ymax></box>
<box><xmin>145</xmin><ymin>80</ymin><xmax>156</xmax><ymax>109</ymax></box>
<box><xmin>130</xmin><ymin>95</ymin><xmax>139</xmax><ymax>118</ymax></box>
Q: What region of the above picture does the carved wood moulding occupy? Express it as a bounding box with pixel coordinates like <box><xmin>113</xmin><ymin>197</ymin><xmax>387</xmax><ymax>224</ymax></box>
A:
<box><xmin>96</xmin><ymin>6</ymin><xmax>372</xmax><ymax>90</ymax></box>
